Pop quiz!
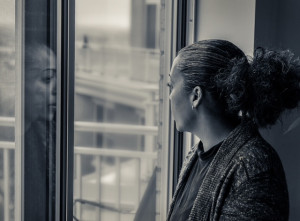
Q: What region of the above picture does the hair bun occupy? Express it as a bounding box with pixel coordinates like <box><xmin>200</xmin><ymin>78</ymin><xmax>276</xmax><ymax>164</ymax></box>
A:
<box><xmin>247</xmin><ymin>47</ymin><xmax>300</xmax><ymax>127</ymax></box>
<box><xmin>214</xmin><ymin>56</ymin><xmax>250</xmax><ymax>121</ymax></box>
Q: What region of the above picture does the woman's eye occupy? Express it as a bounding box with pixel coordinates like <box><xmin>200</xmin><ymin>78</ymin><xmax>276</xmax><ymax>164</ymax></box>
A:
<box><xmin>42</xmin><ymin>69</ymin><xmax>56</xmax><ymax>83</ymax></box>
<box><xmin>42</xmin><ymin>76</ymin><xmax>52</xmax><ymax>83</ymax></box>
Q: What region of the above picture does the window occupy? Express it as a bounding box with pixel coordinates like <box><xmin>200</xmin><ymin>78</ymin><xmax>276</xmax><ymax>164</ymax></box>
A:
<box><xmin>0</xmin><ymin>0</ymin><xmax>177</xmax><ymax>220</ymax></box>
<box><xmin>73</xmin><ymin>0</ymin><xmax>166</xmax><ymax>220</ymax></box>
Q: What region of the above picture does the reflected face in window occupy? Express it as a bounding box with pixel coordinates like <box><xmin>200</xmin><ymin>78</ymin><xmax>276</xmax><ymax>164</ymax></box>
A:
<box><xmin>25</xmin><ymin>45</ymin><xmax>56</xmax><ymax>123</ymax></box>
<box><xmin>168</xmin><ymin>56</ymin><xmax>193</xmax><ymax>132</ymax></box>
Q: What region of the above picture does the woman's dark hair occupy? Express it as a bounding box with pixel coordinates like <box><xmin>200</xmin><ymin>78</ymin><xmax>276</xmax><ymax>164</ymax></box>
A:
<box><xmin>177</xmin><ymin>39</ymin><xmax>300</xmax><ymax>127</ymax></box>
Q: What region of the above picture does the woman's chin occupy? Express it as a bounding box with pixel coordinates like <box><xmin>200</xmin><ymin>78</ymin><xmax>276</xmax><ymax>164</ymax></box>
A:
<box><xmin>175</xmin><ymin>124</ymin><xmax>185</xmax><ymax>132</ymax></box>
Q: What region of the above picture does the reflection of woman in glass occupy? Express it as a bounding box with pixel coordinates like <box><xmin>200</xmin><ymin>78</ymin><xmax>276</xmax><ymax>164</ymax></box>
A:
<box><xmin>25</xmin><ymin>44</ymin><xmax>56</xmax><ymax>126</ymax></box>
<box><xmin>167</xmin><ymin>39</ymin><xmax>300</xmax><ymax>220</ymax></box>
<box><xmin>24</xmin><ymin>44</ymin><xmax>56</xmax><ymax>220</ymax></box>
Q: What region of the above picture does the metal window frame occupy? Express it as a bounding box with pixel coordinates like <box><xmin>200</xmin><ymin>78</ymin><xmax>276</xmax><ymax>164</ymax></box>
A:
<box><xmin>182</xmin><ymin>0</ymin><xmax>197</xmax><ymax>158</ymax></box>
<box><xmin>56</xmin><ymin>0</ymin><xmax>75</xmax><ymax>220</ymax></box>
<box><xmin>171</xmin><ymin>0</ymin><xmax>188</xmax><ymax>194</ymax></box>
<box><xmin>14</xmin><ymin>0</ymin><xmax>75</xmax><ymax>219</ymax></box>
<box><xmin>159</xmin><ymin>0</ymin><xmax>196</xmax><ymax>218</ymax></box>
<box><xmin>158</xmin><ymin>0</ymin><xmax>175</xmax><ymax>219</ymax></box>
<box><xmin>15</xmin><ymin>0</ymin><xmax>25</xmax><ymax>220</ymax></box>
<box><xmin>163</xmin><ymin>0</ymin><xmax>197</xmax><ymax>213</ymax></box>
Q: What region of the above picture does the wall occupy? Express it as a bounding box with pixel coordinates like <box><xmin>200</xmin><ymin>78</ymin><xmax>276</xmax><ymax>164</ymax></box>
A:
<box><xmin>255</xmin><ymin>0</ymin><xmax>300</xmax><ymax>220</ymax></box>
<box><xmin>195</xmin><ymin>0</ymin><xmax>256</xmax><ymax>55</ymax></box>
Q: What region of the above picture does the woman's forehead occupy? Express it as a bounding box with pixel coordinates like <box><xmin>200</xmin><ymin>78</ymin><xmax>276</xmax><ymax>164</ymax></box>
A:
<box><xmin>170</xmin><ymin>68</ymin><xmax>184</xmax><ymax>85</ymax></box>
<box><xmin>170</xmin><ymin>56</ymin><xmax>181</xmax><ymax>77</ymax></box>
<box><xmin>172</xmin><ymin>56</ymin><xmax>181</xmax><ymax>67</ymax></box>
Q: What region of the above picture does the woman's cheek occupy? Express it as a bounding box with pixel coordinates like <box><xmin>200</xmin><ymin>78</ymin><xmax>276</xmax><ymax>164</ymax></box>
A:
<box><xmin>169</xmin><ymin>89</ymin><xmax>175</xmax><ymax>102</ymax></box>
<box><xmin>169</xmin><ymin>92</ymin><xmax>176</xmax><ymax>113</ymax></box>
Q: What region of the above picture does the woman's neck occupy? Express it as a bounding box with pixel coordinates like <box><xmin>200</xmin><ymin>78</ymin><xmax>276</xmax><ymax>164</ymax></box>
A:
<box><xmin>192</xmin><ymin>113</ymin><xmax>237</xmax><ymax>152</ymax></box>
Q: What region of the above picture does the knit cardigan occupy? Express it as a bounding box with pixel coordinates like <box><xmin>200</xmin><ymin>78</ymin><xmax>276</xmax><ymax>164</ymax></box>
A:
<box><xmin>167</xmin><ymin>120</ymin><xmax>289</xmax><ymax>221</ymax></box>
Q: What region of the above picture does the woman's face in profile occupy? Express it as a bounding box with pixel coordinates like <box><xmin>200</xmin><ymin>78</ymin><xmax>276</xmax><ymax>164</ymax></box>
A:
<box><xmin>25</xmin><ymin>47</ymin><xmax>56</xmax><ymax>122</ymax></box>
<box><xmin>169</xmin><ymin>56</ymin><xmax>194</xmax><ymax>132</ymax></box>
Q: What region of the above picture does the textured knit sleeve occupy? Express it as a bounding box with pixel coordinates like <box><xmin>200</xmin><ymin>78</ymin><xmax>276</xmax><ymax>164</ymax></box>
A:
<box><xmin>218</xmin><ymin>139</ymin><xmax>289</xmax><ymax>221</ymax></box>
<box><xmin>219</xmin><ymin>171</ymin><xmax>289</xmax><ymax>221</ymax></box>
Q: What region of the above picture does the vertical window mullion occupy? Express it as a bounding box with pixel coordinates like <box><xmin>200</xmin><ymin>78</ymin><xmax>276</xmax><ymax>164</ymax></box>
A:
<box><xmin>182</xmin><ymin>0</ymin><xmax>198</xmax><ymax>161</ymax></box>
<box><xmin>159</xmin><ymin>0</ymin><xmax>175</xmax><ymax>219</ymax></box>
<box><xmin>59</xmin><ymin>0</ymin><xmax>75</xmax><ymax>220</ymax></box>
<box><xmin>172</xmin><ymin>0</ymin><xmax>188</xmax><ymax>194</ymax></box>
<box><xmin>15</xmin><ymin>0</ymin><xmax>25</xmax><ymax>220</ymax></box>
<box><xmin>55</xmin><ymin>0</ymin><xmax>62</xmax><ymax>219</ymax></box>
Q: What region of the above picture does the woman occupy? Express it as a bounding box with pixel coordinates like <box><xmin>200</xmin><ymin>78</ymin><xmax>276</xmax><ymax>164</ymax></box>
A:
<box><xmin>167</xmin><ymin>39</ymin><xmax>300</xmax><ymax>221</ymax></box>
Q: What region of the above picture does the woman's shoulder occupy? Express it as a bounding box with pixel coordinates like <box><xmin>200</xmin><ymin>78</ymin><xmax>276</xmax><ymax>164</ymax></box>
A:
<box><xmin>232</xmin><ymin>134</ymin><xmax>285</xmax><ymax>180</ymax></box>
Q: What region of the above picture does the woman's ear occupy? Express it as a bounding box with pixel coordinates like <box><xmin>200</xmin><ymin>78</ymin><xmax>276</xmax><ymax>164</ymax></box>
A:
<box><xmin>190</xmin><ymin>86</ymin><xmax>202</xmax><ymax>109</ymax></box>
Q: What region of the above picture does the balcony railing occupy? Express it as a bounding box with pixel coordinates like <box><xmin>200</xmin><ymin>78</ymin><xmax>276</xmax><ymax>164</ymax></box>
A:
<box><xmin>0</xmin><ymin>116</ymin><xmax>158</xmax><ymax>221</ymax></box>
<box><xmin>74</xmin><ymin>147</ymin><xmax>157</xmax><ymax>220</ymax></box>
<box><xmin>0</xmin><ymin>141</ymin><xmax>13</xmax><ymax>221</ymax></box>
<box><xmin>75</xmin><ymin>43</ymin><xmax>160</xmax><ymax>83</ymax></box>
<box><xmin>0</xmin><ymin>117</ymin><xmax>158</xmax><ymax>135</ymax></box>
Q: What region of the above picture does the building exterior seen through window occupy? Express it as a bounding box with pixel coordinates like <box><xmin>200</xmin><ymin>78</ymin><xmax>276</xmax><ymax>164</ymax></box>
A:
<box><xmin>73</xmin><ymin>0</ymin><xmax>162</xmax><ymax>220</ymax></box>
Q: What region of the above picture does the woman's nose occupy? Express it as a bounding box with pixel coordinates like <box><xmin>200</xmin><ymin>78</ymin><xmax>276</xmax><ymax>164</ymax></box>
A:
<box><xmin>50</xmin><ymin>75</ymin><xmax>57</xmax><ymax>96</ymax></box>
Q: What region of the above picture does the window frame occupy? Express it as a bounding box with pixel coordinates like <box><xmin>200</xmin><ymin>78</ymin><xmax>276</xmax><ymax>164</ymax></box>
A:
<box><xmin>158</xmin><ymin>1</ymin><xmax>174</xmax><ymax>219</ymax></box>
<box><xmin>17</xmin><ymin>0</ymin><xmax>63</xmax><ymax>220</ymax></box>
<box><xmin>159</xmin><ymin>0</ymin><xmax>197</xmax><ymax>218</ymax></box>
<box><xmin>57</xmin><ymin>0</ymin><xmax>75</xmax><ymax>220</ymax></box>
<box><xmin>15</xmin><ymin>0</ymin><xmax>25</xmax><ymax>220</ymax></box>
<box><xmin>15</xmin><ymin>0</ymin><xmax>75</xmax><ymax>220</ymax></box>
<box><xmin>171</xmin><ymin>0</ymin><xmax>190</xmax><ymax>195</ymax></box>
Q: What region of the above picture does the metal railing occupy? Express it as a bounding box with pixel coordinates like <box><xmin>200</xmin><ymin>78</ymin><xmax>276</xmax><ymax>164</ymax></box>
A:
<box><xmin>0</xmin><ymin>117</ymin><xmax>158</xmax><ymax>135</ymax></box>
<box><xmin>0</xmin><ymin>141</ymin><xmax>14</xmax><ymax>221</ymax></box>
<box><xmin>75</xmin><ymin>44</ymin><xmax>160</xmax><ymax>83</ymax></box>
<box><xmin>74</xmin><ymin>147</ymin><xmax>157</xmax><ymax>220</ymax></box>
<box><xmin>0</xmin><ymin>116</ymin><xmax>15</xmax><ymax>221</ymax></box>
<box><xmin>0</xmin><ymin>117</ymin><xmax>158</xmax><ymax>221</ymax></box>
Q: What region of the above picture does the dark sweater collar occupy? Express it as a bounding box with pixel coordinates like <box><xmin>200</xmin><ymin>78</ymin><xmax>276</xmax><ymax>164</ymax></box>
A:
<box><xmin>197</xmin><ymin>140</ymin><xmax>223</xmax><ymax>160</ymax></box>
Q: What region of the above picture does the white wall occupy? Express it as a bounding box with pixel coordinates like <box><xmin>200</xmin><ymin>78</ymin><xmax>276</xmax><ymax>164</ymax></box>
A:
<box><xmin>195</xmin><ymin>0</ymin><xmax>256</xmax><ymax>55</ymax></box>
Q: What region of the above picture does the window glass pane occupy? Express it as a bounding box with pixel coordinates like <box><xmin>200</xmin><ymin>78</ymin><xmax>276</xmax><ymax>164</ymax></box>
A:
<box><xmin>74</xmin><ymin>0</ymin><xmax>163</xmax><ymax>220</ymax></box>
<box><xmin>0</xmin><ymin>1</ymin><xmax>15</xmax><ymax>220</ymax></box>
<box><xmin>24</xmin><ymin>43</ymin><xmax>57</xmax><ymax>220</ymax></box>
<box><xmin>23</xmin><ymin>0</ymin><xmax>57</xmax><ymax>220</ymax></box>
